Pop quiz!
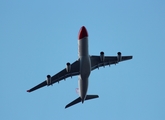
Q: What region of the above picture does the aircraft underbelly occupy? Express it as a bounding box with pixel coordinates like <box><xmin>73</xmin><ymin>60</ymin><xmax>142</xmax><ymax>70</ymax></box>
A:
<box><xmin>78</xmin><ymin>77</ymin><xmax>88</xmax><ymax>101</ymax></box>
<box><xmin>80</xmin><ymin>56</ymin><xmax>91</xmax><ymax>78</ymax></box>
<box><xmin>79</xmin><ymin>56</ymin><xmax>91</xmax><ymax>101</ymax></box>
<box><xmin>78</xmin><ymin>34</ymin><xmax>90</xmax><ymax>101</ymax></box>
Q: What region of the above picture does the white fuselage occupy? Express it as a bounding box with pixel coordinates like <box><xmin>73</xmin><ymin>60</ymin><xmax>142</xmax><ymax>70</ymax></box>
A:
<box><xmin>78</xmin><ymin>37</ymin><xmax>91</xmax><ymax>103</ymax></box>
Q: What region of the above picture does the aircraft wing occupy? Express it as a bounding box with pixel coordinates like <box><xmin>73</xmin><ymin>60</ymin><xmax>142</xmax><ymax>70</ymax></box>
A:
<box><xmin>90</xmin><ymin>55</ymin><xmax>133</xmax><ymax>70</ymax></box>
<box><xmin>27</xmin><ymin>60</ymin><xmax>80</xmax><ymax>92</ymax></box>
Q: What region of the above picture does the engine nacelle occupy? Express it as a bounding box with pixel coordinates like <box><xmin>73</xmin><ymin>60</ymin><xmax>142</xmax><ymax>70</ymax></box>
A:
<box><xmin>117</xmin><ymin>52</ymin><xmax>122</xmax><ymax>62</ymax></box>
<box><xmin>100</xmin><ymin>51</ymin><xmax>105</xmax><ymax>62</ymax></box>
<box><xmin>46</xmin><ymin>75</ymin><xmax>51</xmax><ymax>85</ymax></box>
<box><xmin>66</xmin><ymin>62</ymin><xmax>71</xmax><ymax>72</ymax></box>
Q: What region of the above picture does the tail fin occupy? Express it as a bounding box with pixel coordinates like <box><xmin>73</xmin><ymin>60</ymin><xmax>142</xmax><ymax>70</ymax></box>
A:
<box><xmin>65</xmin><ymin>95</ymin><xmax>99</xmax><ymax>108</ymax></box>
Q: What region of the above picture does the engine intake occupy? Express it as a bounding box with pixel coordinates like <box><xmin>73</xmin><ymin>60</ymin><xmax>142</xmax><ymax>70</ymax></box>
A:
<box><xmin>100</xmin><ymin>51</ymin><xmax>105</xmax><ymax>62</ymax></box>
<box><xmin>66</xmin><ymin>62</ymin><xmax>71</xmax><ymax>72</ymax></box>
<box><xmin>46</xmin><ymin>75</ymin><xmax>51</xmax><ymax>85</ymax></box>
<box><xmin>117</xmin><ymin>52</ymin><xmax>122</xmax><ymax>62</ymax></box>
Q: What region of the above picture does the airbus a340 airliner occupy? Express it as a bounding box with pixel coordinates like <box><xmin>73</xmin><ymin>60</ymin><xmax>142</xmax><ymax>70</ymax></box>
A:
<box><xmin>27</xmin><ymin>26</ymin><xmax>133</xmax><ymax>108</ymax></box>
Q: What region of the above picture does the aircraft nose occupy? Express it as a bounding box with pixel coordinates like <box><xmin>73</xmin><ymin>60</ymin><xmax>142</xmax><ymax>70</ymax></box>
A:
<box><xmin>78</xmin><ymin>26</ymin><xmax>88</xmax><ymax>40</ymax></box>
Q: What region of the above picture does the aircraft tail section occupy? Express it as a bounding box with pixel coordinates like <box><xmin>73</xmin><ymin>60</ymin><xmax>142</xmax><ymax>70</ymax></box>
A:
<box><xmin>85</xmin><ymin>95</ymin><xmax>99</xmax><ymax>100</ymax></box>
<box><xmin>65</xmin><ymin>95</ymin><xmax>99</xmax><ymax>108</ymax></box>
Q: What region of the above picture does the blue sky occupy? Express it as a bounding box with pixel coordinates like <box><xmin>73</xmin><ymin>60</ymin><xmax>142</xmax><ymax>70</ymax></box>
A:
<box><xmin>1</xmin><ymin>0</ymin><xmax>165</xmax><ymax>119</ymax></box>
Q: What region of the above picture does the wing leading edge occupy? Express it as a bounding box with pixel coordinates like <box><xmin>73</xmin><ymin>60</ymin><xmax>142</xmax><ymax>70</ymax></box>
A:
<box><xmin>27</xmin><ymin>60</ymin><xmax>80</xmax><ymax>92</ymax></box>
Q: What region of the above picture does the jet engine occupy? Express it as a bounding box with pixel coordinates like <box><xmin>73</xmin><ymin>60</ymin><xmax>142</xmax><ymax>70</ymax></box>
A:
<box><xmin>100</xmin><ymin>51</ymin><xmax>105</xmax><ymax>62</ymax></box>
<box><xmin>66</xmin><ymin>62</ymin><xmax>71</xmax><ymax>72</ymax></box>
<box><xmin>117</xmin><ymin>52</ymin><xmax>122</xmax><ymax>62</ymax></box>
<box><xmin>46</xmin><ymin>75</ymin><xmax>51</xmax><ymax>85</ymax></box>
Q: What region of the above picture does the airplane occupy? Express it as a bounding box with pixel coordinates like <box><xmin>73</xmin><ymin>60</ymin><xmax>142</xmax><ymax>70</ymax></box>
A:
<box><xmin>27</xmin><ymin>26</ymin><xmax>133</xmax><ymax>108</ymax></box>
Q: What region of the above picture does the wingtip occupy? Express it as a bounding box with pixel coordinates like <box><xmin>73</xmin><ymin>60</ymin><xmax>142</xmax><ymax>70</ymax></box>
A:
<box><xmin>65</xmin><ymin>105</ymin><xmax>68</xmax><ymax>109</ymax></box>
<box><xmin>27</xmin><ymin>90</ymin><xmax>30</xmax><ymax>92</ymax></box>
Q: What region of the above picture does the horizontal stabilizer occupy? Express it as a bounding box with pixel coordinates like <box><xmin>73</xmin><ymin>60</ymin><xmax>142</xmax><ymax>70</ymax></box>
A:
<box><xmin>65</xmin><ymin>95</ymin><xmax>99</xmax><ymax>108</ymax></box>
<box><xmin>85</xmin><ymin>95</ymin><xmax>99</xmax><ymax>100</ymax></box>
<box><xmin>65</xmin><ymin>97</ymin><xmax>81</xmax><ymax>108</ymax></box>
